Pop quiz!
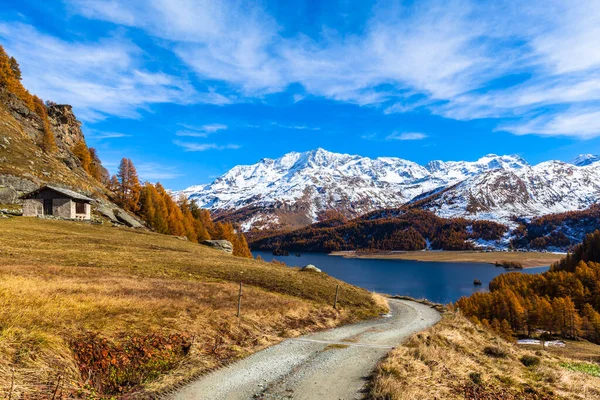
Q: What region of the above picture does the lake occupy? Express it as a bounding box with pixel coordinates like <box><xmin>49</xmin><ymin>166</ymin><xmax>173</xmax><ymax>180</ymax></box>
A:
<box><xmin>253</xmin><ymin>251</ymin><xmax>550</xmax><ymax>304</ymax></box>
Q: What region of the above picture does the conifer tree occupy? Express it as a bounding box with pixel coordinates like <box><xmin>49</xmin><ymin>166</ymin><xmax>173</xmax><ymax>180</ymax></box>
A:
<box><xmin>9</xmin><ymin>56</ymin><xmax>21</xmax><ymax>80</ymax></box>
<box><xmin>116</xmin><ymin>158</ymin><xmax>141</xmax><ymax>212</ymax></box>
<box><xmin>73</xmin><ymin>140</ymin><xmax>92</xmax><ymax>173</ymax></box>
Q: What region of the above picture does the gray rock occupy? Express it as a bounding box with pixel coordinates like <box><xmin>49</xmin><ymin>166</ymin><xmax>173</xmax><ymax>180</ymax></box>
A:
<box><xmin>201</xmin><ymin>240</ymin><xmax>233</xmax><ymax>254</ymax></box>
<box><xmin>301</xmin><ymin>264</ymin><xmax>322</xmax><ymax>273</ymax></box>
<box><xmin>0</xmin><ymin>187</ymin><xmax>18</xmax><ymax>204</ymax></box>
<box><xmin>115</xmin><ymin>209</ymin><xmax>143</xmax><ymax>228</ymax></box>
<box><xmin>96</xmin><ymin>205</ymin><xmax>119</xmax><ymax>223</ymax></box>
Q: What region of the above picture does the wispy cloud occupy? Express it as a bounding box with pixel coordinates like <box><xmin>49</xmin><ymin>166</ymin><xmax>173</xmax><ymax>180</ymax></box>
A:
<box><xmin>175</xmin><ymin>123</ymin><xmax>228</xmax><ymax>137</ymax></box>
<box><xmin>0</xmin><ymin>21</ymin><xmax>229</xmax><ymax>121</ymax></box>
<box><xmin>84</xmin><ymin>129</ymin><xmax>131</xmax><ymax>139</ymax></box>
<box><xmin>386</xmin><ymin>132</ymin><xmax>428</xmax><ymax>141</ymax></box>
<box><xmin>8</xmin><ymin>0</ymin><xmax>600</xmax><ymax>138</ymax></box>
<box><xmin>136</xmin><ymin>162</ymin><xmax>183</xmax><ymax>180</ymax></box>
<box><xmin>173</xmin><ymin>140</ymin><xmax>241</xmax><ymax>152</ymax></box>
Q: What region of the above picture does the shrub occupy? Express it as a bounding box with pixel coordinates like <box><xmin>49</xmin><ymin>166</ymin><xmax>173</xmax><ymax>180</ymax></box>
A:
<box><xmin>70</xmin><ymin>332</ymin><xmax>192</xmax><ymax>395</ymax></box>
<box><xmin>469</xmin><ymin>372</ymin><xmax>482</xmax><ymax>385</ymax></box>
<box><xmin>483</xmin><ymin>346</ymin><xmax>507</xmax><ymax>358</ymax></box>
<box><xmin>520</xmin><ymin>355</ymin><xmax>540</xmax><ymax>367</ymax></box>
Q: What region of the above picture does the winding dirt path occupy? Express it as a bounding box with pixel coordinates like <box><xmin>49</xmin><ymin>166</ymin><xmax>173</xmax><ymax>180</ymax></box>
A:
<box><xmin>171</xmin><ymin>299</ymin><xmax>440</xmax><ymax>400</ymax></box>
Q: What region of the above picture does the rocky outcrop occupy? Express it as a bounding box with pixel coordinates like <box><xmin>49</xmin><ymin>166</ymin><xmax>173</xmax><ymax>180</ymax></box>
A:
<box><xmin>46</xmin><ymin>104</ymin><xmax>85</xmax><ymax>148</ymax></box>
<box><xmin>301</xmin><ymin>264</ymin><xmax>322</xmax><ymax>273</ymax></box>
<box><xmin>201</xmin><ymin>240</ymin><xmax>233</xmax><ymax>254</ymax></box>
<box><xmin>96</xmin><ymin>204</ymin><xmax>119</xmax><ymax>223</ymax></box>
<box><xmin>115</xmin><ymin>209</ymin><xmax>144</xmax><ymax>228</ymax></box>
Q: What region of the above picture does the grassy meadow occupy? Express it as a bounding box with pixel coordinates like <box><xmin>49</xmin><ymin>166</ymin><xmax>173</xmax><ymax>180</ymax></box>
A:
<box><xmin>0</xmin><ymin>217</ymin><xmax>385</xmax><ymax>398</ymax></box>
<box><xmin>370</xmin><ymin>311</ymin><xmax>600</xmax><ymax>400</ymax></box>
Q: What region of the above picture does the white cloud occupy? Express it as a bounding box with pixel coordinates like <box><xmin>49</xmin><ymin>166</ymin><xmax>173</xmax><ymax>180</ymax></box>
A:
<box><xmin>175</xmin><ymin>123</ymin><xmax>228</xmax><ymax>137</ymax></box>
<box><xmin>173</xmin><ymin>140</ymin><xmax>241</xmax><ymax>152</ymax></box>
<box><xmin>0</xmin><ymin>22</ymin><xmax>230</xmax><ymax>121</ymax></box>
<box><xmin>499</xmin><ymin>109</ymin><xmax>600</xmax><ymax>139</ymax></box>
<box><xmin>386</xmin><ymin>132</ymin><xmax>428</xmax><ymax>141</ymax></box>
<box><xmin>7</xmin><ymin>0</ymin><xmax>600</xmax><ymax>138</ymax></box>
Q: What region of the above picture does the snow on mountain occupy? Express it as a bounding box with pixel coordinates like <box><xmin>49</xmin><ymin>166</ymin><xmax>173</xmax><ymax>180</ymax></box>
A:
<box><xmin>570</xmin><ymin>154</ymin><xmax>600</xmax><ymax>166</ymax></box>
<box><xmin>421</xmin><ymin>160</ymin><xmax>600</xmax><ymax>221</ymax></box>
<box><xmin>181</xmin><ymin>148</ymin><xmax>590</xmax><ymax>231</ymax></box>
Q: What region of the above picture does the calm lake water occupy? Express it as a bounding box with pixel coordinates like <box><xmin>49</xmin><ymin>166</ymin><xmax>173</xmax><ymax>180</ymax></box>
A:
<box><xmin>253</xmin><ymin>251</ymin><xmax>549</xmax><ymax>304</ymax></box>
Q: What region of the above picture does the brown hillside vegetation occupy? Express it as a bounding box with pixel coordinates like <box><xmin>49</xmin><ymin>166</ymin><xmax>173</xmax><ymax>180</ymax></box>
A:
<box><xmin>371</xmin><ymin>312</ymin><xmax>600</xmax><ymax>400</ymax></box>
<box><xmin>0</xmin><ymin>218</ymin><xmax>385</xmax><ymax>398</ymax></box>
<box><xmin>251</xmin><ymin>209</ymin><xmax>508</xmax><ymax>252</ymax></box>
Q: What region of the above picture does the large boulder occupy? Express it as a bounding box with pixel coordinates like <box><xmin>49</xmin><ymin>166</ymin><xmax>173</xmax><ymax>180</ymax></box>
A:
<box><xmin>301</xmin><ymin>264</ymin><xmax>322</xmax><ymax>273</ymax></box>
<box><xmin>96</xmin><ymin>205</ymin><xmax>119</xmax><ymax>223</ymax></box>
<box><xmin>201</xmin><ymin>240</ymin><xmax>233</xmax><ymax>254</ymax></box>
<box><xmin>115</xmin><ymin>209</ymin><xmax>143</xmax><ymax>228</ymax></box>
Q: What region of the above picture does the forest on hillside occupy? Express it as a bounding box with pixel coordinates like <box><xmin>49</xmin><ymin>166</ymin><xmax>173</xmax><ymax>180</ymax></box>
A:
<box><xmin>250</xmin><ymin>209</ymin><xmax>508</xmax><ymax>252</ymax></box>
<box><xmin>510</xmin><ymin>204</ymin><xmax>600</xmax><ymax>250</ymax></box>
<box><xmin>105</xmin><ymin>158</ymin><xmax>252</xmax><ymax>258</ymax></box>
<box><xmin>457</xmin><ymin>230</ymin><xmax>600</xmax><ymax>343</ymax></box>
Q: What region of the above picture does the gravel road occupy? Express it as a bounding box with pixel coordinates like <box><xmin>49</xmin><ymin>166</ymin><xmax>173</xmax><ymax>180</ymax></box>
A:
<box><xmin>171</xmin><ymin>299</ymin><xmax>440</xmax><ymax>400</ymax></box>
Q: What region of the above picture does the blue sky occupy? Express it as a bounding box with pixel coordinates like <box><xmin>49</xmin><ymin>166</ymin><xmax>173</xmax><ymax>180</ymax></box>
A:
<box><xmin>1</xmin><ymin>0</ymin><xmax>600</xmax><ymax>189</ymax></box>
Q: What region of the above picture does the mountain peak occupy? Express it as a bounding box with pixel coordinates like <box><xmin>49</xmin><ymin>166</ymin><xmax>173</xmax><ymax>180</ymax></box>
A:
<box><xmin>571</xmin><ymin>154</ymin><xmax>600</xmax><ymax>167</ymax></box>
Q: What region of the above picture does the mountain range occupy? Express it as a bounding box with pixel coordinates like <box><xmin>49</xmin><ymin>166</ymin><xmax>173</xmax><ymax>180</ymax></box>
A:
<box><xmin>182</xmin><ymin>148</ymin><xmax>600</xmax><ymax>231</ymax></box>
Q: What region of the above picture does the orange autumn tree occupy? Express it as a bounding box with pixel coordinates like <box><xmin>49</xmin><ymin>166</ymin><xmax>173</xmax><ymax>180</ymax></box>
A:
<box><xmin>73</xmin><ymin>140</ymin><xmax>92</xmax><ymax>173</ymax></box>
<box><xmin>114</xmin><ymin>158</ymin><xmax>141</xmax><ymax>213</ymax></box>
<box><xmin>457</xmin><ymin>230</ymin><xmax>600</xmax><ymax>342</ymax></box>
<box><xmin>133</xmin><ymin>179</ymin><xmax>252</xmax><ymax>257</ymax></box>
<box><xmin>0</xmin><ymin>45</ymin><xmax>57</xmax><ymax>153</ymax></box>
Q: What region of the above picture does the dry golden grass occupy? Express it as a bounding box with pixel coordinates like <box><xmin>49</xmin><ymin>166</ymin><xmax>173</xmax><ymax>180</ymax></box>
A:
<box><xmin>371</xmin><ymin>312</ymin><xmax>600</xmax><ymax>400</ymax></box>
<box><xmin>332</xmin><ymin>250</ymin><xmax>563</xmax><ymax>268</ymax></box>
<box><xmin>0</xmin><ymin>218</ymin><xmax>385</xmax><ymax>398</ymax></box>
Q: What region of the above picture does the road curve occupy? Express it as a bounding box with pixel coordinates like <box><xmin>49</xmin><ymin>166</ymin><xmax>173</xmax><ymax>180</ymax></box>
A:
<box><xmin>170</xmin><ymin>299</ymin><xmax>440</xmax><ymax>400</ymax></box>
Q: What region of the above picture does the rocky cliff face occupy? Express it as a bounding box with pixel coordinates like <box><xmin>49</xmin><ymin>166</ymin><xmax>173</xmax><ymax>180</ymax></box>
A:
<box><xmin>47</xmin><ymin>103</ymin><xmax>86</xmax><ymax>152</ymax></box>
<box><xmin>0</xmin><ymin>86</ymin><xmax>107</xmax><ymax>201</ymax></box>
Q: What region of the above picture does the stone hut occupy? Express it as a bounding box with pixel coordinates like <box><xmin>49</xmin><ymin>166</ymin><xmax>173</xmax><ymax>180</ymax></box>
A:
<box><xmin>20</xmin><ymin>185</ymin><xmax>92</xmax><ymax>220</ymax></box>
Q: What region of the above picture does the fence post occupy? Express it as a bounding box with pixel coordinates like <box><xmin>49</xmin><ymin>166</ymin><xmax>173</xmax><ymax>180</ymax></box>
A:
<box><xmin>237</xmin><ymin>282</ymin><xmax>243</xmax><ymax>317</ymax></box>
<box><xmin>334</xmin><ymin>284</ymin><xmax>340</xmax><ymax>310</ymax></box>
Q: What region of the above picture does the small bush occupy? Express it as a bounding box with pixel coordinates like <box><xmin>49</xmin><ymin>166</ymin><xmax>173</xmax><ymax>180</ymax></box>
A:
<box><xmin>494</xmin><ymin>260</ymin><xmax>523</xmax><ymax>269</ymax></box>
<box><xmin>469</xmin><ymin>372</ymin><xmax>482</xmax><ymax>385</ymax></box>
<box><xmin>70</xmin><ymin>332</ymin><xmax>192</xmax><ymax>395</ymax></box>
<box><xmin>520</xmin><ymin>355</ymin><xmax>540</xmax><ymax>367</ymax></box>
<box><xmin>483</xmin><ymin>346</ymin><xmax>507</xmax><ymax>358</ymax></box>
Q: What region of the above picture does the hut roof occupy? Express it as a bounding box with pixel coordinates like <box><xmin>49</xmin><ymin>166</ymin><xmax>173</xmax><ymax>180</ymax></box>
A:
<box><xmin>20</xmin><ymin>185</ymin><xmax>94</xmax><ymax>202</ymax></box>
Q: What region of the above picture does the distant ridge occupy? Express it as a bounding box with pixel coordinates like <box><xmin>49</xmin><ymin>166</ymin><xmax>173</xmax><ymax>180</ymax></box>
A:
<box><xmin>181</xmin><ymin>149</ymin><xmax>600</xmax><ymax>231</ymax></box>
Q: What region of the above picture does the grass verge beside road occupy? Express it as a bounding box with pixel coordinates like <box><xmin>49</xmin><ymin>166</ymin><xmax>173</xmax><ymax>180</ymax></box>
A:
<box><xmin>370</xmin><ymin>312</ymin><xmax>600</xmax><ymax>400</ymax></box>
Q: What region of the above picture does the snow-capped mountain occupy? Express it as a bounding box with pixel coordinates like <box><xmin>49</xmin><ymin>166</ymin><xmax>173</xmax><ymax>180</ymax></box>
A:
<box><xmin>421</xmin><ymin>161</ymin><xmax>600</xmax><ymax>221</ymax></box>
<box><xmin>571</xmin><ymin>154</ymin><xmax>600</xmax><ymax>166</ymax></box>
<box><xmin>180</xmin><ymin>148</ymin><xmax>599</xmax><ymax>230</ymax></box>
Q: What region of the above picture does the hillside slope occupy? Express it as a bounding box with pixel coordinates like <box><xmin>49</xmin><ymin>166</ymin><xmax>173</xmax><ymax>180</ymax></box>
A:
<box><xmin>0</xmin><ymin>217</ymin><xmax>384</xmax><ymax>398</ymax></box>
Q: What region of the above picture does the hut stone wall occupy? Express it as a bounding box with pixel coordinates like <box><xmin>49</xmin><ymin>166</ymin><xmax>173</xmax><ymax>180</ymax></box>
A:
<box><xmin>23</xmin><ymin>199</ymin><xmax>43</xmax><ymax>217</ymax></box>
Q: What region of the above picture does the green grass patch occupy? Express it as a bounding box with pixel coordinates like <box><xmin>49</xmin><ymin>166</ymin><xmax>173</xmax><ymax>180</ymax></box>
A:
<box><xmin>560</xmin><ymin>362</ymin><xmax>600</xmax><ymax>377</ymax></box>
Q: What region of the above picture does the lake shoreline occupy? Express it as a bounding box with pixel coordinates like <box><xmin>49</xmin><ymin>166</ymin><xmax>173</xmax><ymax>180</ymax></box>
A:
<box><xmin>328</xmin><ymin>250</ymin><xmax>564</xmax><ymax>269</ymax></box>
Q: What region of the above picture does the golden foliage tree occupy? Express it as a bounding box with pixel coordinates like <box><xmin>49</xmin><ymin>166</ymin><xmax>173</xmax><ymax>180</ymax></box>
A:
<box><xmin>73</xmin><ymin>140</ymin><xmax>92</xmax><ymax>173</ymax></box>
